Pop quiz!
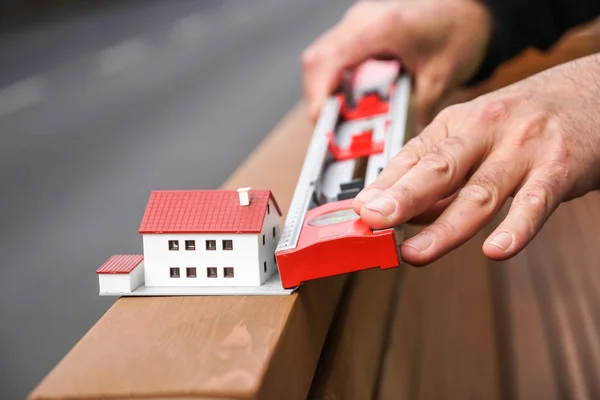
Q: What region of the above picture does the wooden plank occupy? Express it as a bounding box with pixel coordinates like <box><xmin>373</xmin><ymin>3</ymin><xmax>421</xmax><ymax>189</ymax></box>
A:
<box><xmin>498</xmin><ymin>193</ymin><xmax>600</xmax><ymax>400</ymax></box>
<box><xmin>485</xmin><ymin>204</ymin><xmax>559</xmax><ymax>400</ymax></box>
<box><xmin>28</xmin><ymin>104</ymin><xmax>347</xmax><ymax>400</ymax></box>
<box><xmin>379</xmin><ymin>25</ymin><xmax>600</xmax><ymax>400</ymax></box>
<box><xmin>307</xmin><ymin>268</ymin><xmax>403</xmax><ymax>400</ymax></box>
<box><xmin>378</xmin><ymin>225</ymin><xmax>502</xmax><ymax>400</ymax></box>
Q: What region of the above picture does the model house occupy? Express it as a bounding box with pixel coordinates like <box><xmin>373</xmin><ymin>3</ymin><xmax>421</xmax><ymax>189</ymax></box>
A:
<box><xmin>96</xmin><ymin>187</ymin><xmax>284</xmax><ymax>295</ymax></box>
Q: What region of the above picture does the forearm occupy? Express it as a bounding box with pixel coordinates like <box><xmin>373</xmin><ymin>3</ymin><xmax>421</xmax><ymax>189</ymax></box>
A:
<box><xmin>468</xmin><ymin>0</ymin><xmax>600</xmax><ymax>84</ymax></box>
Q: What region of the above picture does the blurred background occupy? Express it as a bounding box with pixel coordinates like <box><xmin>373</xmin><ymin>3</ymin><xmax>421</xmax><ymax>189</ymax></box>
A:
<box><xmin>0</xmin><ymin>0</ymin><xmax>354</xmax><ymax>397</ymax></box>
<box><xmin>4</xmin><ymin>1</ymin><xmax>600</xmax><ymax>399</ymax></box>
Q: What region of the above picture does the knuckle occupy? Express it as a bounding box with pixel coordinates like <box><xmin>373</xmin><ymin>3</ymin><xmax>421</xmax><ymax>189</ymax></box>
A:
<box><xmin>318</xmin><ymin>43</ymin><xmax>341</xmax><ymax>61</ymax></box>
<box><xmin>512</xmin><ymin>111</ymin><xmax>550</xmax><ymax>147</ymax></box>
<box><xmin>302</xmin><ymin>40</ymin><xmax>343</xmax><ymax>67</ymax></box>
<box><xmin>422</xmin><ymin>136</ymin><xmax>464</xmax><ymax>175</ymax></box>
<box><xmin>429</xmin><ymin>219</ymin><xmax>458</xmax><ymax>238</ymax></box>
<box><xmin>547</xmin><ymin>136</ymin><xmax>573</xmax><ymax>165</ymax></box>
<box><xmin>515</xmin><ymin>184</ymin><xmax>552</xmax><ymax>215</ymax></box>
<box><xmin>301</xmin><ymin>41</ymin><xmax>340</xmax><ymax>69</ymax></box>
<box><xmin>458</xmin><ymin>184</ymin><xmax>494</xmax><ymax>207</ymax></box>
<box><xmin>421</xmin><ymin>153</ymin><xmax>451</xmax><ymax>173</ymax></box>
<box><xmin>462</xmin><ymin>163</ymin><xmax>506</xmax><ymax>206</ymax></box>
<box><xmin>417</xmin><ymin>118</ymin><xmax>450</xmax><ymax>147</ymax></box>
<box><xmin>391</xmin><ymin>150</ymin><xmax>420</xmax><ymax>169</ymax></box>
<box><xmin>516</xmin><ymin>164</ymin><xmax>568</xmax><ymax>212</ymax></box>
<box><xmin>472</xmin><ymin>100</ymin><xmax>510</xmax><ymax>125</ymax></box>
<box><xmin>432</xmin><ymin>135</ymin><xmax>464</xmax><ymax>153</ymax></box>
<box><xmin>539</xmin><ymin>115</ymin><xmax>576</xmax><ymax>167</ymax></box>
<box><xmin>435</xmin><ymin>104</ymin><xmax>462</xmax><ymax>124</ymax></box>
<box><xmin>405</xmin><ymin>133</ymin><xmax>428</xmax><ymax>151</ymax></box>
<box><xmin>389</xmin><ymin>183</ymin><xmax>417</xmax><ymax>207</ymax></box>
<box><xmin>511</xmin><ymin>187</ymin><xmax>549</xmax><ymax>237</ymax></box>
<box><xmin>545</xmin><ymin>161</ymin><xmax>571</xmax><ymax>182</ymax></box>
<box><xmin>520</xmin><ymin>190</ymin><xmax>547</xmax><ymax>209</ymax></box>
<box><xmin>301</xmin><ymin>47</ymin><xmax>317</xmax><ymax>68</ymax></box>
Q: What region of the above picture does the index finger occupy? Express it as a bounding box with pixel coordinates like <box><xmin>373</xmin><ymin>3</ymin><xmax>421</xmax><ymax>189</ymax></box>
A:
<box><xmin>359</xmin><ymin>123</ymin><xmax>491</xmax><ymax>229</ymax></box>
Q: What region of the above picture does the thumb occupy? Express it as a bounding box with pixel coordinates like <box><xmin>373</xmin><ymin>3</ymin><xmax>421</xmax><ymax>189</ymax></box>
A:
<box><xmin>414</xmin><ymin>64</ymin><xmax>447</xmax><ymax>130</ymax></box>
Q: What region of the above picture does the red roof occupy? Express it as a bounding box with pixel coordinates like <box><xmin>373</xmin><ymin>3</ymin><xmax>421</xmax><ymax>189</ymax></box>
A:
<box><xmin>96</xmin><ymin>254</ymin><xmax>144</xmax><ymax>274</ymax></box>
<box><xmin>138</xmin><ymin>190</ymin><xmax>282</xmax><ymax>234</ymax></box>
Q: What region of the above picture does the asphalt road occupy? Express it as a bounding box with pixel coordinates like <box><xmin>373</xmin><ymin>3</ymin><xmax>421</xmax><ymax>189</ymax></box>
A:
<box><xmin>0</xmin><ymin>0</ymin><xmax>354</xmax><ymax>397</ymax></box>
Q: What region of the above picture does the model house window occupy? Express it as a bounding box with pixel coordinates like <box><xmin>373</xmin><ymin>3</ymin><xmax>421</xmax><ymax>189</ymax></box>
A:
<box><xmin>263</xmin><ymin>234</ymin><xmax>265</xmax><ymax>245</ymax></box>
<box><xmin>224</xmin><ymin>267</ymin><xmax>234</xmax><ymax>278</ymax></box>
<box><xmin>207</xmin><ymin>267</ymin><xmax>217</xmax><ymax>278</ymax></box>
<box><xmin>206</xmin><ymin>240</ymin><xmax>216</xmax><ymax>250</ymax></box>
<box><xmin>170</xmin><ymin>267</ymin><xmax>180</xmax><ymax>278</ymax></box>
<box><xmin>267</xmin><ymin>204</ymin><xmax>270</xmax><ymax>214</ymax></box>
<box><xmin>263</xmin><ymin>261</ymin><xmax>267</xmax><ymax>273</ymax></box>
<box><xmin>185</xmin><ymin>240</ymin><xmax>196</xmax><ymax>250</ymax></box>
<box><xmin>186</xmin><ymin>267</ymin><xmax>197</xmax><ymax>278</ymax></box>
<box><xmin>168</xmin><ymin>240</ymin><xmax>179</xmax><ymax>250</ymax></box>
<box><xmin>223</xmin><ymin>240</ymin><xmax>233</xmax><ymax>250</ymax></box>
<box><xmin>273</xmin><ymin>226</ymin><xmax>276</xmax><ymax>238</ymax></box>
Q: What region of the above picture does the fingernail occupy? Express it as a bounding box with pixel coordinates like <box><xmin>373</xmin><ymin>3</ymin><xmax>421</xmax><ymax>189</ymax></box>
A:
<box><xmin>364</xmin><ymin>196</ymin><xmax>397</xmax><ymax>218</ymax></box>
<box><xmin>355</xmin><ymin>188</ymin><xmax>382</xmax><ymax>204</ymax></box>
<box><xmin>404</xmin><ymin>233</ymin><xmax>433</xmax><ymax>253</ymax></box>
<box><xmin>487</xmin><ymin>232</ymin><xmax>513</xmax><ymax>251</ymax></box>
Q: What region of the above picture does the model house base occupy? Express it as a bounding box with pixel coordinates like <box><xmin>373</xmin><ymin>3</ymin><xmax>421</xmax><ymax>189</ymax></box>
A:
<box><xmin>97</xmin><ymin>254</ymin><xmax>295</xmax><ymax>296</ymax></box>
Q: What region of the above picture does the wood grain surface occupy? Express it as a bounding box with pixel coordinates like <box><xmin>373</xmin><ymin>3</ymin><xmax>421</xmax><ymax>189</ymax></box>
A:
<box><xmin>497</xmin><ymin>192</ymin><xmax>600</xmax><ymax>400</ymax></box>
<box><xmin>379</xmin><ymin>224</ymin><xmax>502</xmax><ymax>400</ymax></box>
<box><xmin>28</xmin><ymin>105</ymin><xmax>347</xmax><ymax>400</ymax></box>
<box><xmin>307</xmin><ymin>267</ymin><xmax>403</xmax><ymax>400</ymax></box>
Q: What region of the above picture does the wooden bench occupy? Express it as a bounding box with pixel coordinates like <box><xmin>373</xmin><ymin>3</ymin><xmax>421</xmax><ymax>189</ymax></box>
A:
<box><xmin>29</xmin><ymin>22</ymin><xmax>600</xmax><ymax>400</ymax></box>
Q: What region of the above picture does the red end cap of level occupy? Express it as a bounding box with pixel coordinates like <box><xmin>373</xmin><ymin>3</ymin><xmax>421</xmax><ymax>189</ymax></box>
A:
<box><xmin>275</xmin><ymin>199</ymin><xmax>401</xmax><ymax>288</ymax></box>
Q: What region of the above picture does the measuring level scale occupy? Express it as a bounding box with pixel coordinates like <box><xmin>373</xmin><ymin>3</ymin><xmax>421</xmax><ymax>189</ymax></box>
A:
<box><xmin>275</xmin><ymin>59</ymin><xmax>411</xmax><ymax>289</ymax></box>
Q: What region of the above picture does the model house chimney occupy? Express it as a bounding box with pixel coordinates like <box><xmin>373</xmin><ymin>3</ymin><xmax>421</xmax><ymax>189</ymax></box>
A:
<box><xmin>237</xmin><ymin>187</ymin><xmax>251</xmax><ymax>206</ymax></box>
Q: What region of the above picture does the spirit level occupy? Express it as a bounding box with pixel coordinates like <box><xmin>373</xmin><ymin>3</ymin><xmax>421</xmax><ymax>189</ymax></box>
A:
<box><xmin>275</xmin><ymin>59</ymin><xmax>411</xmax><ymax>289</ymax></box>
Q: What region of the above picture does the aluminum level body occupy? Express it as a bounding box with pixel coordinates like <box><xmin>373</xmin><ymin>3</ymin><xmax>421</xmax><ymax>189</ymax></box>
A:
<box><xmin>275</xmin><ymin>60</ymin><xmax>411</xmax><ymax>288</ymax></box>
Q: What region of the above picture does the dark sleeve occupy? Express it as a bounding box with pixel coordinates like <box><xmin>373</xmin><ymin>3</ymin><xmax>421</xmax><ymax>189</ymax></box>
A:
<box><xmin>467</xmin><ymin>0</ymin><xmax>600</xmax><ymax>85</ymax></box>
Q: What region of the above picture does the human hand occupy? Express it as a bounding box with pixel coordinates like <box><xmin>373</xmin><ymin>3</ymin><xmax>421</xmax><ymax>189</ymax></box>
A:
<box><xmin>353</xmin><ymin>53</ymin><xmax>600</xmax><ymax>266</ymax></box>
<box><xmin>301</xmin><ymin>0</ymin><xmax>492</xmax><ymax>127</ymax></box>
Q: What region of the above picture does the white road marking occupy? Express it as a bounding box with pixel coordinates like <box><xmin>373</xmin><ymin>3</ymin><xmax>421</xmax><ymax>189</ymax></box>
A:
<box><xmin>0</xmin><ymin>78</ymin><xmax>44</xmax><ymax>118</ymax></box>
<box><xmin>97</xmin><ymin>38</ymin><xmax>151</xmax><ymax>76</ymax></box>
<box><xmin>169</xmin><ymin>14</ymin><xmax>208</xmax><ymax>44</ymax></box>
